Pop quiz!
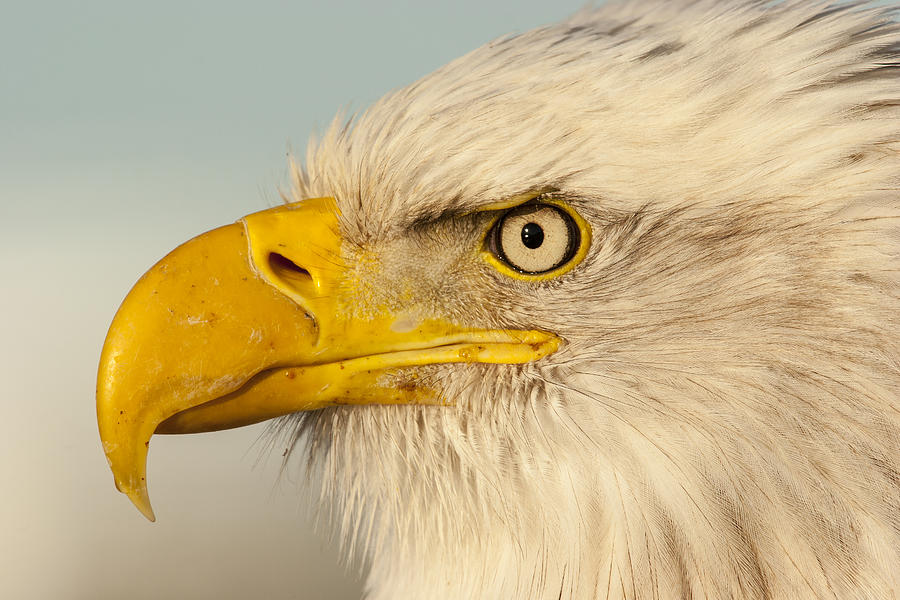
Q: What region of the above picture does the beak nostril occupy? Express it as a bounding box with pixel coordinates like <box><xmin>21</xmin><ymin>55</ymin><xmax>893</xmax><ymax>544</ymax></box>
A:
<box><xmin>266</xmin><ymin>252</ymin><xmax>318</xmax><ymax>336</ymax></box>
<box><xmin>268</xmin><ymin>252</ymin><xmax>313</xmax><ymax>285</ymax></box>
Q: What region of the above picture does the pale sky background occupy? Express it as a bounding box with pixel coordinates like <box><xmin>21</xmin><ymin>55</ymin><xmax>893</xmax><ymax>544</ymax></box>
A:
<box><xmin>0</xmin><ymin>1</ymin><xmax>586</xmax><ymax>599</ymax></box>
<box><xmin>3</xmin><ymin>1</ymin><xmax>897</xmax><ymax>599</ymax></box>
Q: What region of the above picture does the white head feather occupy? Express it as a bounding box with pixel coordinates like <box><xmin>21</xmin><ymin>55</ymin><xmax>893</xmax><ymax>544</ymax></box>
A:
<box><xmin>274</xmin><ymin>1</ymin><xmax>900</xmax><ymax>598</ymax></box>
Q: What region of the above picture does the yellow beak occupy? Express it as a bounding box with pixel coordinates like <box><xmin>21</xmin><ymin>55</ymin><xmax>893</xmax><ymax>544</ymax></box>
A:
<box><xmin>97</xmin><ymin>197</ymin><xmax>560</xmax><ymax>521</ymax></box>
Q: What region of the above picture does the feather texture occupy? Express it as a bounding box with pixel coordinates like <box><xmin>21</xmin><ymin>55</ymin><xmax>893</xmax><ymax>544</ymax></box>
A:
<box><xmin>274</xmin><ymin>1</ymin><xmax>900</xmax><ymax>598</ymax></box>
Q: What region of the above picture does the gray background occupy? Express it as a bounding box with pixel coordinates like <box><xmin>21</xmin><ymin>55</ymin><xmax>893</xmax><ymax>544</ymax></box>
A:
<box><xmin>3</xmin><ymin>1</ymin><xmax>895</xmax><ymax>598</ymax></box>
<box><xmin>0</xmin><ymin>1</ymin><xmax>584</xmax><ymax>598</ymax></box>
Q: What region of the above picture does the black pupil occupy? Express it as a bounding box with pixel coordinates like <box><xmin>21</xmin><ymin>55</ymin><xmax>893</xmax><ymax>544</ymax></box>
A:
<box><xmin>521</xmin><ymin>222</ymin><xmax>544</xmax><ymax>249</ymax></box>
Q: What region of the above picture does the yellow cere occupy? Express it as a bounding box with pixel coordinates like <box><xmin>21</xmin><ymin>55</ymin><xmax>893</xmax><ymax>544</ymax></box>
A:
<box><xmin>97</xmin><ymin>196</ymin><xmax>562</xmax><ymax>521</ymax></box>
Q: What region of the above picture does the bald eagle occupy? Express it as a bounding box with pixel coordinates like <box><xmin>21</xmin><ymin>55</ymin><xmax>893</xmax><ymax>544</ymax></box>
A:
<box><xmin>98</xmin><ymin>1</ymin><xmax>900</xmax><ymax>598</ymax></box>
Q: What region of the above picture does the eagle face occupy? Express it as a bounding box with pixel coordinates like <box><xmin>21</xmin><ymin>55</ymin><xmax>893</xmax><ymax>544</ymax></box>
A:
<box><xmin>99</xmin><ymin>1</ymin><xmax>899</xmax><ymax>599</ymax></box>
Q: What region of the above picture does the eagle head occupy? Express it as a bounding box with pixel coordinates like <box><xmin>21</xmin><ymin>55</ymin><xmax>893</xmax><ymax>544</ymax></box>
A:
<box><xmin>98</xmin><ymin>1</ymin><xmax>900</xmax><ymax>598</ymax></box>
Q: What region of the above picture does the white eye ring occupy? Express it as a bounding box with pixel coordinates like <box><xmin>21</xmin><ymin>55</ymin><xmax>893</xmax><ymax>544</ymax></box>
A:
<box><xmin>491</xmin><ymin>203</ymin><xmax>578</xmax><ymax>274</ymax></box>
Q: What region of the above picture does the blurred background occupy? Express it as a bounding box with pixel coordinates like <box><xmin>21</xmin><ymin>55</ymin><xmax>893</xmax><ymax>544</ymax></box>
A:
<box><xmin>8</xmin><ymin>1</ymin><xmax>896</xmax><ymax>598</ymax></box>
<box><xmin>0</xmin><ymin>1</ymin><xmax>585</xmax><ymax>598</ymax></box>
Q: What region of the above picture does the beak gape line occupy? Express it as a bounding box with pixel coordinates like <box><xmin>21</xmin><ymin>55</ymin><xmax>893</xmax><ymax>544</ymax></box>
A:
<box><xmin>97</xmin><ymin>197</ymin><xmax>560</xmax><ymax>521</ymax></box>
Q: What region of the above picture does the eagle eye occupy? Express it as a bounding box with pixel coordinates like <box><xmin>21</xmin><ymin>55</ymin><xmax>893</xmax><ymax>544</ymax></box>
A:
<box><xmin>485</xmin><ymin>202</ymin><xmax>589</xmax><ymax>279</ymax></box>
